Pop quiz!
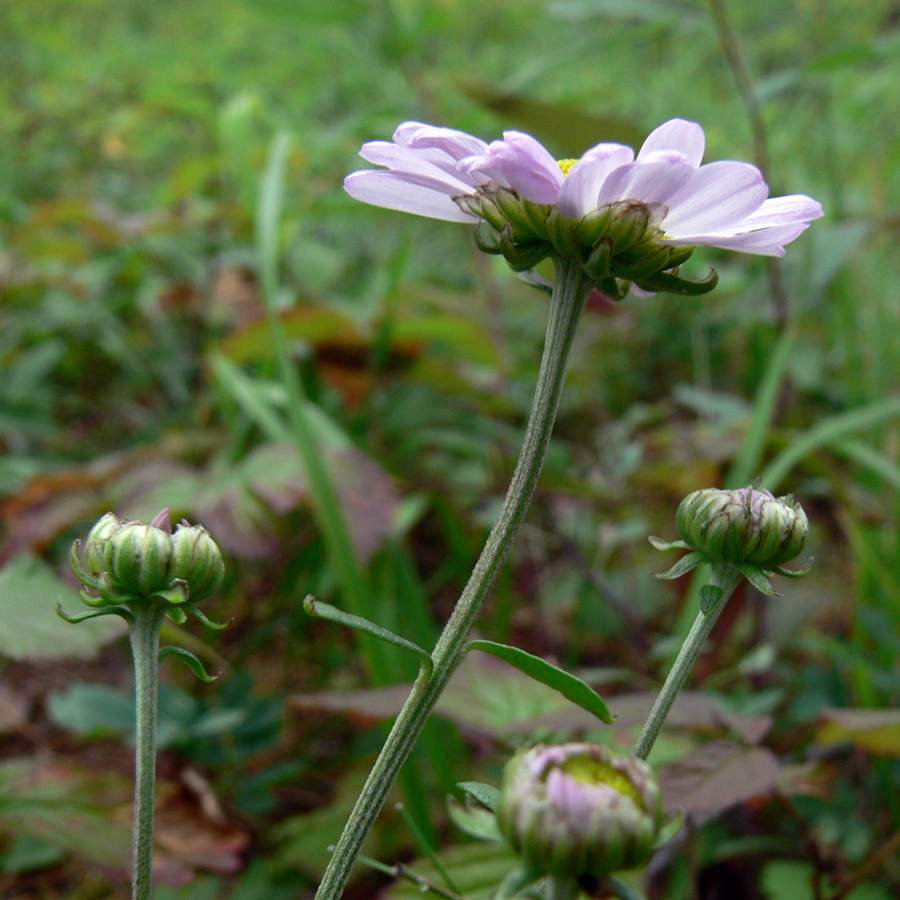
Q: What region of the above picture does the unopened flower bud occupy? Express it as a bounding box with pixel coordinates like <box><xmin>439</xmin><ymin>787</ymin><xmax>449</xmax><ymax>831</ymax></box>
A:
<box><xmin>104</xmin><ymin>521</ymin><xmax>174</xmax><ymax>598</ymax></box>
<box><xmin>169</xmin><ymin>524</ymin><xmax>225</xmax><ymax>603</ymax></box>
<box><xmin>676</xmin><ymin>486</ymin><xmax>808</xmax><ymax>568</ymax></box>
<box><xmin>497</xmin><ymin>743</ymin><xmax>663</xmax><ymax>881</ymax></box>
<box><xmin>84</xmin><ymin>512</ymin><xmax>122</xmax><ymax>578</ymax></box>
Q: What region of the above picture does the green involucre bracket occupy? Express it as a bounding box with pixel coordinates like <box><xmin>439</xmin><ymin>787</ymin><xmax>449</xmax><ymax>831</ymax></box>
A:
<box><xmin>303</xmin><ymin>595</ymin><xmax>433</xmax><ymax>678</ymax></box>
<box><xmin>466</xmin><ymin>639</ymin><xmax>613</xmax><ymax>724</ymax></box>
<box><xmin>57</xmin><ymin>598</ymin><xmax>134</xmax><ymax>625</ymax></box>
<box><xmin>158</xmin><ymin>646</ymin><xmax>218</xmax><ymax>682</ymax></box>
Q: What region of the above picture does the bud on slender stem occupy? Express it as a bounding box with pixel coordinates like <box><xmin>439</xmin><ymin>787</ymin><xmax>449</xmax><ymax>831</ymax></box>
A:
<box><xmin>497</xmin><ymin>743</ymin><xmax>663</xmax><ymax>885</ymax></box>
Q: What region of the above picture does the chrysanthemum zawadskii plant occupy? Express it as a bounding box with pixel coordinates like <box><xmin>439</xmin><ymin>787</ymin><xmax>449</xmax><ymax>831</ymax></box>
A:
<box><xmin>62</xmin><ymin>509</ymin><xmax>226</xmax><ymax>900</ymax></box>
<box><xmin>317</xmin><ymin>120</ymin><xmax>820</xmax><ymax>900</ymax></box>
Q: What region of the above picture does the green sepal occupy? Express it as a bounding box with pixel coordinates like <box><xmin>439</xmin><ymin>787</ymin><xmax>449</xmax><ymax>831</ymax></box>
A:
<box><xmin>457</xmin><ymin>781</ymin><xmax>501</xmax><ymax>813</ymax></box>
<box><xmin>699</xmin><ymin>584</ymin><xmax>724</xmax><ymax>614</ymax></box>
<box><xmin>654</xmin><ymin>550</ymin><xmax>706</xmax><ymax>580</ymax></box>
<box><xmin>635</xmin><ymin>267</ymin><xmax>719</xmax><ymax>296</ymax></box>
<box><xmin>303</xmin><ymin>595</ymin><xmax>433</xmax><ymax>677</ymax></box>
<box><xmin>68</xmin><ymin>541</ymin><xmax>98</xmax><ymax>591</ymax></box>
<box><xmin>494</xmin><ymin>862</ymin><xmax>539</xmax><ymax>900</ymax></box>
<box><xmin>738</xmin><ymin>563</ymin><xmax>779</xmax><ymax>596</ymax></box>
<box><xmin>583</xmin><ymin>239</ymin><xmax>612</xmax><ymax>281</ymax></box>
<box><xmin>498</xmin><ymin>226</ymin><xmax>552</xmax><ymax>272</ymax></box>
<box><xmin>154</xmin><ymin>580</ymin><xmax>189</xmax><ymax>606</ymax></box>
<box><xmin>79</xmin><ymin>587</ymin><xmax>109</xmax><ymax>609</ymax></box>
<box><xmin>166</xmin><ymin>606</ymin><xmax>188</xmax><ymax>624</ymax></box>
<box><xmin>614</xmin><ymin>245</ymin><xmax>682</xmax><ymax>281</ymax></box>
<box><xmin>772</xmin><ymin>556</ymin><xmax>814</xmax><ymax>579</ymax></box>
<box><xmin>648</xmin><ymin>535</ymin><xmax>691</xmax><ymax>552</ymax></box>
<box><xmin>593</xmin><ymin>275</ymin><xmax>628</xmax><ymax>301</ymax></box>
<box><xmin>189</xmin><ymin>605</ymin><xmax>232</xmax><ymax>630</ymax></box>
<box><xmin>159</xmin><ymin>646</ymin><xmax>218</xmax><ymax>681</ymax></box>
<box><xmin>474</xmin><ymin>223</ymin><xmax>502</xmax><ymax>255</ymax></box>
<box><xmin>447</xmin><ymin>792</ymin><xmax>503</xmax><ymax>842</ymax></box>
<box><xmin>516</xmin><ymin>269</ymin><xmax>554</xmax><ymax>295</ymax></box>
<box><xmin>467</xmin><ymin>639</ymin><xmax>613</xmax><ymax>723</ymax></box>
<box><xmin>57</xmin><ymin>600</ymin><xmax>134</xmax><ymax>625</ymax></box>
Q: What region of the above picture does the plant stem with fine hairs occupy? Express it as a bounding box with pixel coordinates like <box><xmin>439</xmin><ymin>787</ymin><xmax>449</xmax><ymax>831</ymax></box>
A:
<box><xmin>313</xmin><ymin>256</ymin><xmax>594</xmax><ymax>900</ymax></box>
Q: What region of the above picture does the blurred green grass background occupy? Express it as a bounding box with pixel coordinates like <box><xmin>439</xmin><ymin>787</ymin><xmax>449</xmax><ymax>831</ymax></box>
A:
<box><xmin>1</xmin><ymin>0</ymin><xmax>900</xmax><ymax>898</ymax></box>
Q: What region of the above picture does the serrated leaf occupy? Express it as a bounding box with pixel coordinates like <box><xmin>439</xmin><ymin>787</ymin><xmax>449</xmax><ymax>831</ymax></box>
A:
<box><xmin>467</xmin><ymin>640</ymin><xmax>613</xmax><ymax>724</ymax></box>
<box><xmin>0</xmin><ymin>556</ymin><xmax>124</xmax><ymax>660</ymax></box>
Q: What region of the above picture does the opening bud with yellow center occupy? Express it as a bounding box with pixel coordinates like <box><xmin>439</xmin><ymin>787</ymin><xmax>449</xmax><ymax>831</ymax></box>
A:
<box><xmin>497</xmin><ymin>743</ymin><xmax>663</xmax><ymax>883</ymax></box>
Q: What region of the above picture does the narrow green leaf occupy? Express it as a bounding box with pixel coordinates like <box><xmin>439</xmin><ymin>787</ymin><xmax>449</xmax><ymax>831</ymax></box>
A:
<box><xmin>304</xmin><ymin>596</ymin><xmax>433</xmax><ymax>677</ymax></box>
<box><xmin>466</xmin><ymin>640</ymin><xmax>613</xmax><ymax>724</ymax></box>
<box><xmin>648</xmin><ymin>535</ymin><xmax>690</xmax><ymax>551</ymax></box>
<box><xmin>833</xmin><ymin>438</ymin><xmax>900</xmax><ymax>494</ymax></box>
<box><xmin>654</xmin><ymin>550</ymin><xmax>705</xmax><ymax>580</ymax></box>
<box><xmin>189</xmin><ymin>606</ymin><xmax>232</xmax><ymax>631</ymax></box>
<box><xmin>727</xmin><ymin>327</ymin><xmax>796</xmax><ymax>489</ymax></box>
<box><xmin>457</xmin><ymin>781</ymin><xmax>501</xmax><ymax>813</ymax></box>
<box><xmin>738</xmin><ymin>565</ymin><xmax>779</xmax><ymax>596</ymax></box>
<box><xmin>759</xmin><ymin>395</ymin><xmax>900</xmax><ymax>490</ymax></box>
<box><xmin>57</xmin><ymin>601</ymin><xmax>134</xmax><ymax>626</ymax></box>
<box><xmin>159</xmin><ymin>646</ymin><xmax>218</xmax><ymax>682</ymax></box>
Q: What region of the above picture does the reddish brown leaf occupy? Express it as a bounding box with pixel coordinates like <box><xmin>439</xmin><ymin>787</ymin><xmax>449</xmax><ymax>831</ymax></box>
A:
<box><xmin>658</xmin><ymin>739</ymin><xmax>781</xmax><ymax>815</ymax></box>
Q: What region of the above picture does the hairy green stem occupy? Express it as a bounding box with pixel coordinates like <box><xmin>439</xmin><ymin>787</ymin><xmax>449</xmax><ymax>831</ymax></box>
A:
<box><xmin>129</xmin><ymin>602</ymin><xmax>166</xmax><ymax>900</ymax></box>
<box><xmin>632</xmin><ymin>563</ymin><xmax>742</xmax><ymax>760</ymax></box>
<box><xmin>313</xmin><ymin>257</ymin><xmax>593</xmax><ymax>900</ymax></box>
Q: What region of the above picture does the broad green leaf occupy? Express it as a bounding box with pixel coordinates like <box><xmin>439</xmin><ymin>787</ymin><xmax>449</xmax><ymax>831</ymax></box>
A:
<box><xmin>0</xmin><ymin>555</ymin><xmax>124</xmax><ymax>661</ymax></box>
<box><xmin>447</xmin><ymin>794</ymin><xmax>503</xmax><ymax>843</ymax></box>
<box><xmin>457</xmin><ymin>781</ymin><xmax>501</xmax><ymax>813</ymax></box>
<box><xmin>467</xmin><ymin>640</ymin><xmax>613</xmax><ymax>723</ymax></box>
<box><xmin>46</xmin><ymin>684</ymin><xmax>136</xmax><ymax>739</ymax></box>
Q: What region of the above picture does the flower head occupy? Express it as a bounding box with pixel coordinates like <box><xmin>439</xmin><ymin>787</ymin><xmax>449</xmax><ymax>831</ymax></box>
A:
<box><xmin>497</xmin><ymin>743</ymin><xmax>663</xmax><ymax>882</ymax></box>
<box><xmin>345</xmin><ymin>119</ymin><xmax>822</xmax><ymax>296</ymax></box>
<box><xmin>68</xmin><ymin>510</ymin><xmax>225</xmax><ymax>620</ymax></box>
<box><xmin>652</xmin><ymin>484</ymin><xmax>812</xmax><ymax>594</ymax></box>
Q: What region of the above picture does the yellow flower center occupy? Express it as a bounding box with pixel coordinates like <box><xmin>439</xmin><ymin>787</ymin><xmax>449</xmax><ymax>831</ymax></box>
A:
<box><xmin>558</xmin><ymin>757</ymin><xmax>645</xmax><ymax>809</ymax></box>
<box><xmin>557</xmin><ymin>159</ymin><xmax>578</xmax><ymax>177</ymax></box>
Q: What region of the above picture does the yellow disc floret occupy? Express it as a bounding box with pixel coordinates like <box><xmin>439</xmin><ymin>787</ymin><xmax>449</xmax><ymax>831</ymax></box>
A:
<box><xmin>558</xmin><ymin>756</ymin><xmax>646</xmax><ymax>809</ymax></box>
<box><xmin>557</xmin><ymin>159</ymin><xmax>578</xmax><ymax>177</ymax></box>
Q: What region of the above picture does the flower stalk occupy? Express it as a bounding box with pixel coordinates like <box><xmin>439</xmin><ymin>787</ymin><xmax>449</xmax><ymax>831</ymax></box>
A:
<box><xmin>129</xmin><ymin>601</ymin><xmax>167</xmax><ymax>900</ymax></box>
<box><xmin>313</xmin><ymin>256</ymin><xmax>594</xmax><ymax>900</ymax></box>
<box><xmin>632</xmin><ymin>562</ymin><xmax>742</xmax><ymax>761</ymax></box>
